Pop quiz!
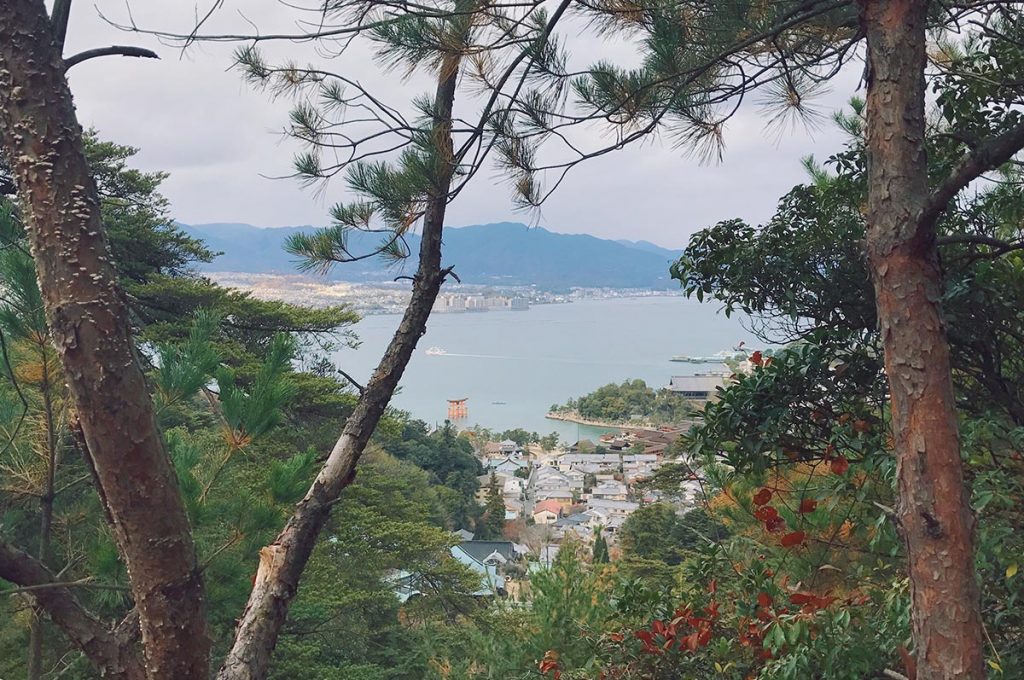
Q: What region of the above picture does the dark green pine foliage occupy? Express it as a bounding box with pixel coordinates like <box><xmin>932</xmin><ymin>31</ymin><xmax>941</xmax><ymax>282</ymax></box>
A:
<box><xmin>592</xmin><ymin>527</ymin><xmax>609</xmax><ymax>564</ymax></box>
<box><xmin>225</xmin><ymin>0</ymin><xmax>571</xmax><ymax>273</ymax></box>
<box><xmin>492</xmin><ymin>0</ymin><xmax>861</xmax><ymax>203</ymax></box>
<box><xmin>480</xmin><ymin>472</ymin><xmax>507</xmax><ymax>540</ymax></box>
<box><xmin>77</xmin><ymin>132</ymin><xmax>358</xmax><ymax>374</ymax></box>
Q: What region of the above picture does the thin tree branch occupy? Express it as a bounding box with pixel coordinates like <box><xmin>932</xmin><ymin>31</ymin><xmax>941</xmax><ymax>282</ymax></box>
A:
<box><xmin>936</xmin><ymin>233</ymin><xmax>1018</xmax><ymax>249</ymax></box>
<box><xmin>63</xmin><ymin>46</ymin><xmax>159</xmax><ymax>69</ymax></box>
<box><xmin>50</xmin><ymin>0</ymin><xmax>72</xmax><ymax>51</ymax></box>
<box><xmin>335</xmin><ymin>368</ymin><xmax>364</xmax><ymax>394</ymax></box>
<box><xmin>2</xmin><ymin>578</ymin><xmax>129</xmax><ymax>594</ymax></box>
<box><xmin>920</xmin><ymin>120</ymin><xmax>1024</xmax><ymax>230</ymax></box>
<box><xmin>0</xmin><ymin>540</ymin><xmax>143</xmax><ymax>679</ymax></box>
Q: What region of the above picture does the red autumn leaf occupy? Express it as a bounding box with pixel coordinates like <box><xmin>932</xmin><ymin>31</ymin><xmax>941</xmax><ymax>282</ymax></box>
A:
<box><xmin>757</xmin><ymin>591</ymin><xmax>773</xmax><ymax>608</ymax></box>
<box><xmin>798</xmin><ymin>498</ymin><xmax>818</xmax><ymax>513</ymax></box>
<box><xmin>539</xmin><ymin>650</ymin><xmax>560</xmax><ymax>676</ymax></box>
<box><xmin>671</xmin><ymin>607</ymin><xmax>692</xmax><ymax>624</ymax></box>
<box><xmin>750</xmin><ymin>350</ymin><xmax>763</xmax><ymax>366</ymax></box>
<box><xmin>780</xmin><ymin>530</ymin><xmax>807</xmax><ymax>548</ymax></box>
<box><xmin>696</xmin><ymin>626</ymin><xmax>713</xmax><ymax>647</ymax></box>
<box><xmin>753</xmin><ymin>506</ymin><xmax>779</xmax><ymax>522</ymax></box>
<box><xmin>764</xmin><ymin>516</ymin><xmax>787</xmax><ymax>533</ymax></box>
<box><xmin>753</xmin><ymin>487</ymin><xmax>772</xmax><ymax>505</ymax></box>
<box><xmin>830</xmin><ymin>455</ymin><xmax>850</xmax><ymax>475</ymax></box>
<box><xmin>789</xmin><ymin>592</ymin><xmax>814</xmax><ymax>605</ymax></box>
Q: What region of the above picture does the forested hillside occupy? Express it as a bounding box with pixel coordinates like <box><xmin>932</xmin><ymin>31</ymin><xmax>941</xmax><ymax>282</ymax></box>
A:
<box><xmin>181</xmin><ymin>222</ymin><xmax>682</xmax><ymax>290</ymax></box>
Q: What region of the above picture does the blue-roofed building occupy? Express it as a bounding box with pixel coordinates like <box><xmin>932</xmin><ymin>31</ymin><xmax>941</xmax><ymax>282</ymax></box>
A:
<box><xmin>390</xmin><ymin>540</ymin><xmax>513</xmax><ymax>603</ymax></box>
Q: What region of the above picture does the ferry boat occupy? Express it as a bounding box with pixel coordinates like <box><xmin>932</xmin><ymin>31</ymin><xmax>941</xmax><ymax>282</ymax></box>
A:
<box><xmin>425</xmin><ymin>347</ymin><xmax>447</xmax><ymax>356</ymax></box>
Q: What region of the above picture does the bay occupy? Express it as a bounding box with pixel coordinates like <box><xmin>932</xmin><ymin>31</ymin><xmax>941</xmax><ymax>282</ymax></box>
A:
<box><xmin>330</xmin><ymin>296</ymin><xmax>754</xmax><ymax>441</ymax></box>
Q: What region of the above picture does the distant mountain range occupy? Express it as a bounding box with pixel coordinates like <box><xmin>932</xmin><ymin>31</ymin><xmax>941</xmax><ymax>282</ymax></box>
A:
<box><xmin>180</xmin><ymin>221</ymin><xmax>684</xmax><ymax>290</ymax></box>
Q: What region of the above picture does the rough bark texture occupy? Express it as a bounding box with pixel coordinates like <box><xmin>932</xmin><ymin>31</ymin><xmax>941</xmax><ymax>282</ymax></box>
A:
<box><xmin>0</xmin><ymin>2</ymin><xmax>210</xmax><ymax>678</ymax></box>
<box><xmin>860</xmin><ymin>1</ymin><xmax>986</xmax><ymax>678</ymax></box>
<box><xmin>216</xmin><ymin>56</ymin><xmax>462</xmax><ymax>680</ymax></box>
<box><xmin>0</xmin><ymin>541</ymin><xmax>145</xmax><ymax>679</ymax></box>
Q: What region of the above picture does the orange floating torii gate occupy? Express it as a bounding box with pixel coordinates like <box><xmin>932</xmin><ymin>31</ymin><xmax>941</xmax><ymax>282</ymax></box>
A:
<box><xmin>447</xmin><ymin>398</ymin><xmax>468</xmax><ymax>420</ymax></box>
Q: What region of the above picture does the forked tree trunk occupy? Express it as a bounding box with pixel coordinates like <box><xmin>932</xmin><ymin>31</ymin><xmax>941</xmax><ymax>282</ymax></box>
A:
<box><xmin>0</xmin><ymin>1</ymin><xmax>210</xmax><ymax>677</ymax></box>
<box><xmin>860</xmin><ymin>0</ymin><xmax>986</xmax><ymax>677</ymax></box>
<box><xmin>216</xmin><ymin>55</ymin><xmax>462</xmax><ymax>680</ymax></box>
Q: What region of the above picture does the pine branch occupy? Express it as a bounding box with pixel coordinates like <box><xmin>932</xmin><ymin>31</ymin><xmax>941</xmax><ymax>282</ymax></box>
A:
<box><xmin>920</xmin><ymin>119</ymin><xmax>1024</xmax><ymax>231</ymax></box>
<box><xmin>50</xmin><ymin>0</ymin><xmax>72</xmax><ymax>50</ymax></box>
<box><xmin>64</xmin><ymin>46</ymin><xmax>159</xmax><ymax>69</ymax></box>
<box><xmin>0</xmin><ymin>540</ymin><xmax>143</xmax><ymax>679</ymax></box>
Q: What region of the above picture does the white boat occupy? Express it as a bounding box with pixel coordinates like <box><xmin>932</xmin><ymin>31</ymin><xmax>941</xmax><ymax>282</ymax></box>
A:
<box><xmin>425</xmin><ymin>346</ymin><xmax>447</xmax><ymax>356</ymax></box>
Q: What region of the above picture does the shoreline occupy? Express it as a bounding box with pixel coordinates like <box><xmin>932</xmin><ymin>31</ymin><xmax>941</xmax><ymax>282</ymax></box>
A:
<box><xmin>544</xmin><ymin>411</ymin><xmax>654</xmax><ymax>430</ymax></box>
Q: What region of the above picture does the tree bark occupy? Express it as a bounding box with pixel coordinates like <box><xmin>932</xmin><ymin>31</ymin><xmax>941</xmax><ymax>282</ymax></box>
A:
<box><xmin>860</xmin><ymin>1</ymin><xmax>986</xmax><ymax>678</ymax></box>
<box><xmin>216</xmin><ymin>55</ymin><xmax>462</xmax><ymax>680</ymax></box>
<box><xmin>0</xmin><ymin>541</ymin><xmax>145</xmax><ymax>680</ymax></box>
<box><xmin>0</xmin><ymin>2</ymin><xmax>210</xmax><ymax>678</ymax></box>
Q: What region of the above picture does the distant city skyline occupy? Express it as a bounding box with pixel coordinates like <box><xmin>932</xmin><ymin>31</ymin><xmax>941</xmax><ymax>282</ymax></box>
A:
<box><xmin>65</xmin><ymin>2</ymin><xmax>862</xmax><ymax>250</ymax></box>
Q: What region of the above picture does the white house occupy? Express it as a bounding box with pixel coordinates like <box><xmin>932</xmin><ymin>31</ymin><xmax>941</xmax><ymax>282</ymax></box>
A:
<box><xmin>591</xmin><ymin>481</ymin><xmax>629</xmax><ymax>501</ymax></box>
<box><xmin>587</xmin><ymin>498</ymin><xmax>639</xmax><ymax>519</ymax></box>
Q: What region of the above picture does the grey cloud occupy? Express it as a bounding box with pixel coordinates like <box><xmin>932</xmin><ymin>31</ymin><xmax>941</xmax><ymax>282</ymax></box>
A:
<box><xmin>64</xmin><ymin>2</ymin><xmax>862</xmax><ymax>247</ymax></box>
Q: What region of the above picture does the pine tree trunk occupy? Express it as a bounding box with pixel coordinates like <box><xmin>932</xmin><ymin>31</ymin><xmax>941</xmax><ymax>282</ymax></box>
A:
<box><xmin>860</xmin><ymin>0</ymin><xmax>986</xmax><ymax>677</ymax></box>
<box><xmin>0</xmin><ymin>2</ymin><xmax>210</xmax><ymax>677</ymax></box>
<box><xmin>216</xmin><ymin>55</ymin><xmax>462</xmax><ymax>680</ymax></box>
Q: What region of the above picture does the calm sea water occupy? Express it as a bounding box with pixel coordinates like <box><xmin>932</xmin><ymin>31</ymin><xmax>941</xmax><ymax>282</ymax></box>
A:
<box><xmin>330</xmin><ymin>296</ymin><xmax>754</xmax><ymax>440</ymax></box>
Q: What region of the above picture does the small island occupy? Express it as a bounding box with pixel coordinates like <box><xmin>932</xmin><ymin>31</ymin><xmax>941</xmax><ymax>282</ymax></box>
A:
<box><xmin>547</xmin><ymin>378</ymin><xmax>702</xmax><ymax>428</ymax></box>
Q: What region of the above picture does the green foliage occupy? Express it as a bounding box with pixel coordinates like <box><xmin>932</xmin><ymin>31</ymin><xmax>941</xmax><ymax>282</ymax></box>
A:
<box><xmin>271</xmin><ymin>450</ymin><xmax>482</xmax><ymax>680</ymax></box>
<box><xmin>267</xmin><ymin>450</ymin><xmax>319</xmax><ymax>505</ymax></box>
<box><xmin>155</xmin><ymin>310</ymin><xmax>221</xmax><ymax>410</ymax></box>
<box><xmin>479</xmin><ymin>473</ymin><xmax>506</xmax><ymax>540</ymax></box>
<box><xmin>0</xmin><ymin>204</ymin><xmax>44</xmax><ymax>343</ymax></box>
<box><xmin>437</xmin><ymin>550</ymin><xmax>612</xmax><ymax>679</ymax></box>
<box><xmin>83</xmin><ymin>131</ymin><xmax>215</xmax><ymax>283</ymax></box>
<box><xmin>619</xmin><ymin>504</ymin><xmax>726</xmax><ymax>566</ymax></box>
<box><xmin>216</xmin><ymin>333</ymin><xmax>297</xmax><ymax>443</ymax></box>
<box><xmin>497</xmin><ymin>428</ymin><xmax>538</xmax><ymax>446</ymax></box>
<box><xmin>539</xmin><ymin>432</ymin><xmax>560</xmax><ymax>451</ymax></box>
<box><xmin>377</xmin><ymin>419</ymin><xmax>481</xmax><ymax>529</ymax></box>
<box><xmin>592</xmin><ymin>528</ymin><xmax>609</xmax><ymax>564</ymax></box>
<box><xmin>553</xmin><ymin>379</ymin><xmax>695</xmax><ymax>424</ymax></box>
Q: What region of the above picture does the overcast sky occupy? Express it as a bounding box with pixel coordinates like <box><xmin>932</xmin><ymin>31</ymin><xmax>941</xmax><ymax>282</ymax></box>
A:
<box><xmin>62</xmin><ymin>1</ymin><xmax>863</xmax><ymax>249</ymax></box>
